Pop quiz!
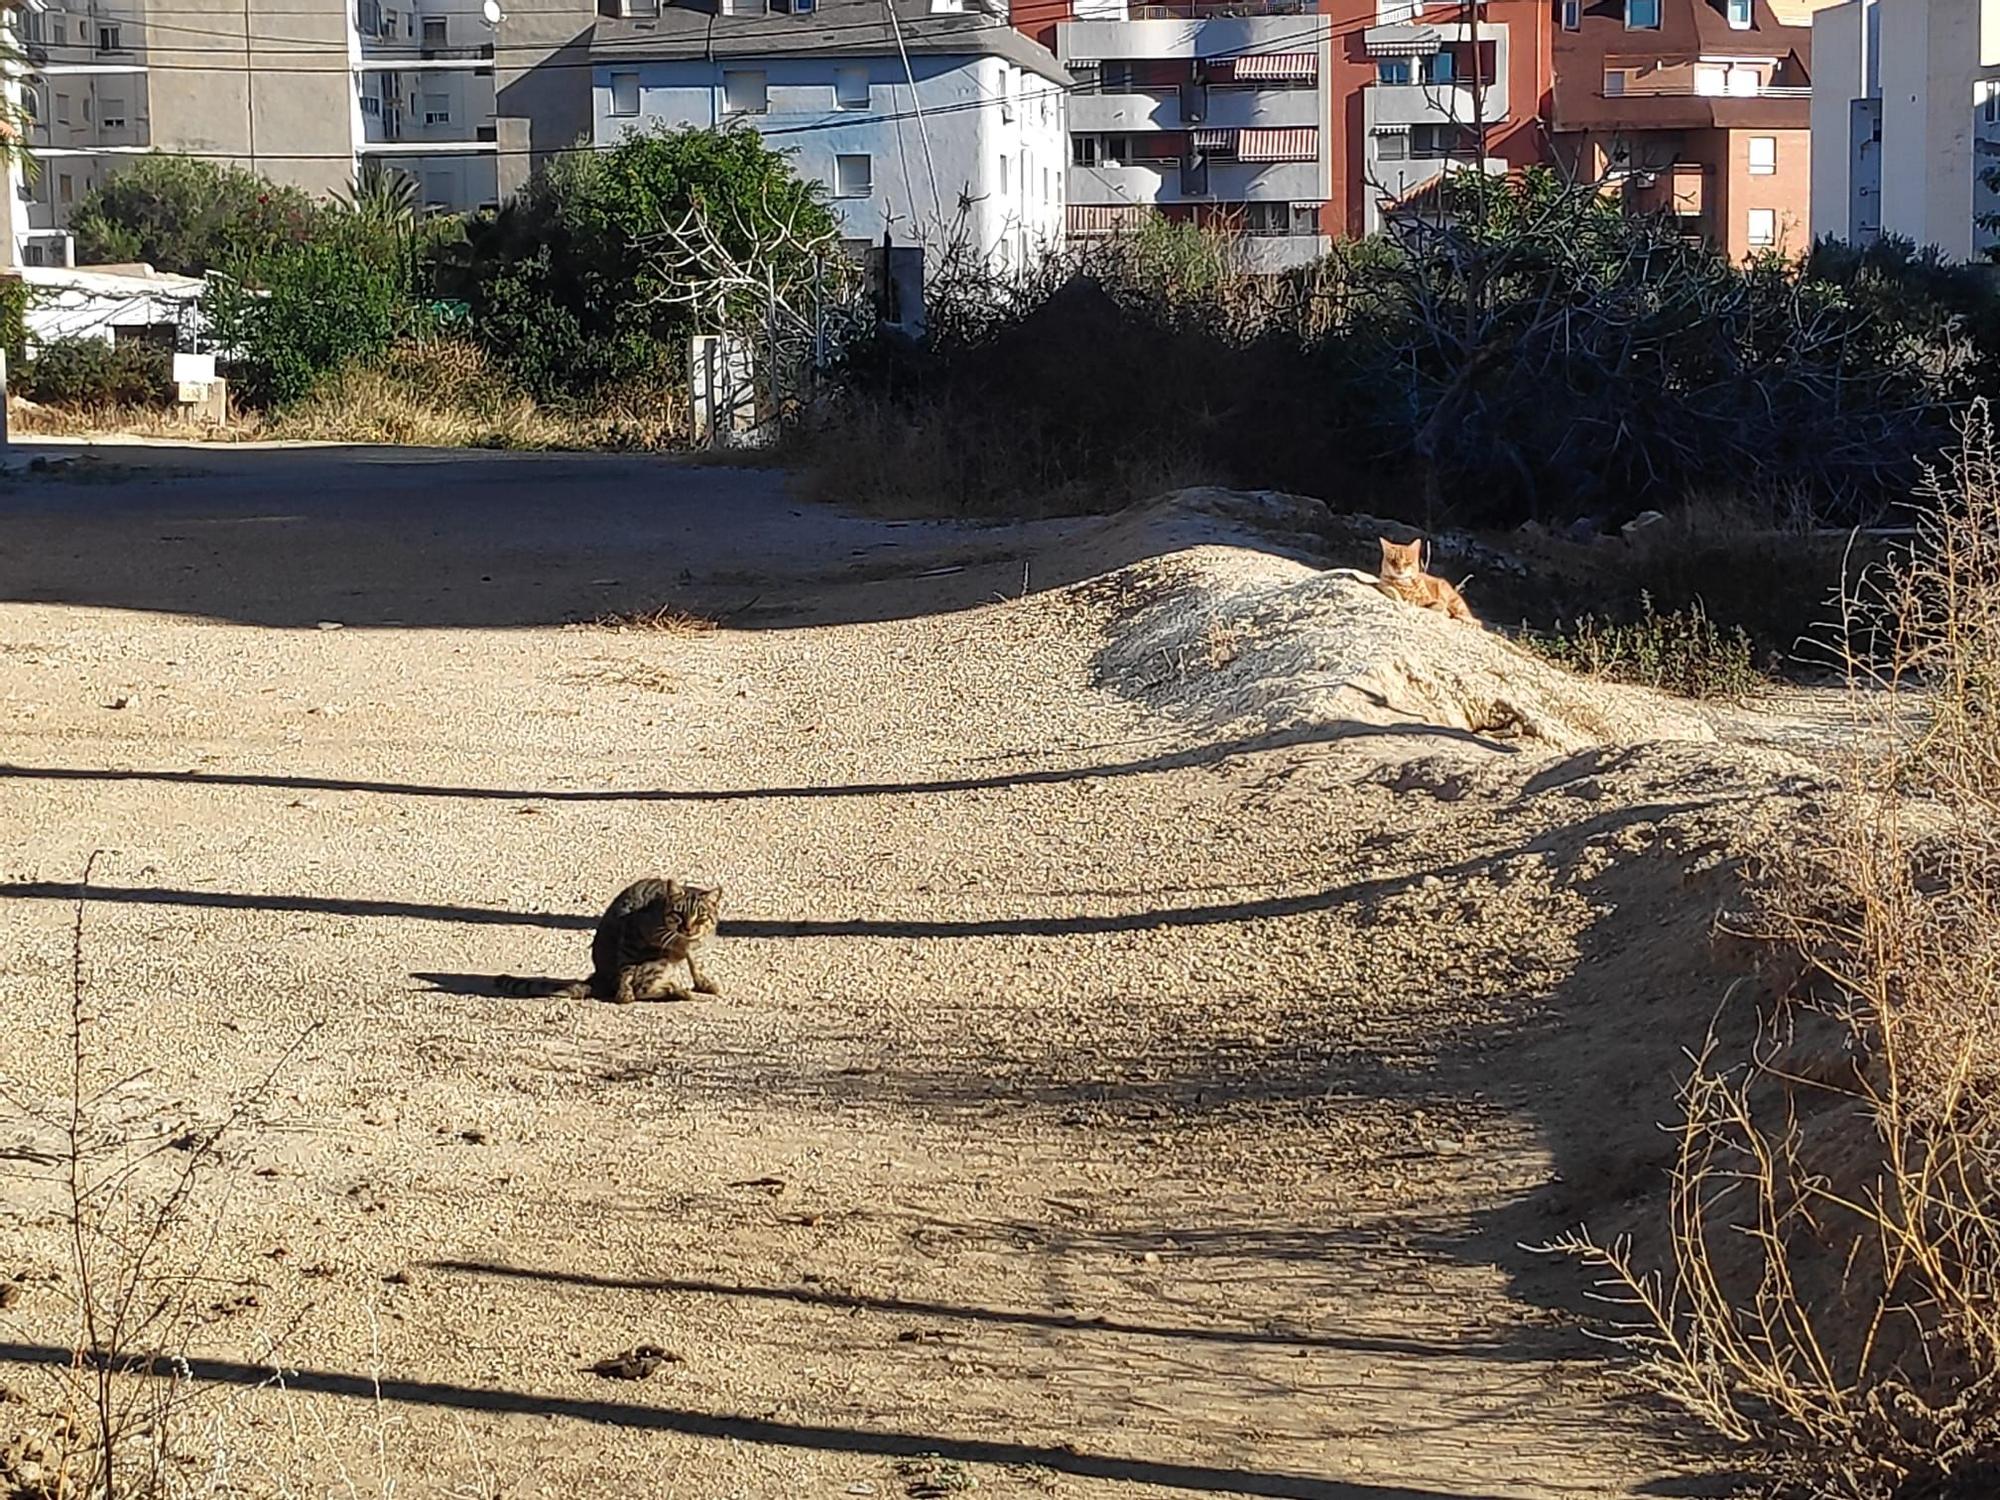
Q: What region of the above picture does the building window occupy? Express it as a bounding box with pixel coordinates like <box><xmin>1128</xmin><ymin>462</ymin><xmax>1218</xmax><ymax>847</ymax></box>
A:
<box><xmin>1421</xmin><ymin>51</ymin><xmax>1453</xmax><ymax>84</ymax></box>
<box><xmin>1694</xmin><ymin>65</ymin><xmax>1726</xmax><ymax>95</ymax></box>
<box><xmin>1073</xmin><ymin>134</ymin><xmax>1100</xmax><ymax>166</ymax></box>
<box><xmin>1001</xmin><ymin>65</ymin><xmax>1016</xmax><ymax>123</ymax></box>
<box><xmin>58</xmin><ymin>173</ymin><xmax>72</xmax><ymax>204</ymax></box>
<box><xmin>1374</xmin><ymin>129</ymin><xmax>1409</xmax><ymax>161</ymax></box>
<box><xmin>1983</xmin><ymin>80</ymin><xmax>2000</xmax><ymax>125</ymax></box>
<box><xmin>1625</xmin><ymin>0</ymin><xmax>1660</xmax><ymax>27</ymax></box>
<box><xmin>423</xmin><ymin>92</ymin><xmax>450</xmax><ymax>124</ymax></box>
<box><xmin>1560</xmin><ymin>0</ymin><xmax>1580</xmax><ymax>27</ymax></box>
<box><xmin>54</xmin><ymin>93</ymin><xmax>70</xmax><ymax>125</ymax></box>
<box><xmin>1728</xmin><ymin>64</ymin><xmax>1760</xmax><ymax>96</ymax></box>
<box><xmin>20</xmin><ymin>89</ymin><xmax>37</xmax><ymax>121</ymax></box>
<box><xmin>95</xmin><ymin>22</ymin><xmax>121</xmax><ymax>52</ymax></box>
<box><xmin>834</xmin><ymin>153</ymin><xmax>871</xmax><ymax>197</ymax></box>
<box><xmin>425</xmin><ymin>172</ymin><xmax>453</xmax><ymax>207</ymax></box>
<box><xmin>423</xmin><ymin>16</ymin><xmax>447</xmax><ymax>43</ymax></box>
<box><xmin>1042</xmin><ymin>165</ymin><xmax>1050</xmax><ymax>201</ymax></box>
<box><xmin>610</xmin><ymin>69</ymin><xmax>639</xmax><ymax>115</ymax></box>
<box><xmin>1748</xmin><ymin>135</ymin><xmax>1776</xmax><ymax>174</ymax></box>
<box><xmin>101</xmin><ymin>98</ymin><xmax>125</xmax><ymax>129</ymax></box>
<box><xmin>1602</xmin><ymin>69</ymin><xmax>1625</xmax><ymax>96</ymax></box>
<box><xmin>1747</xmin><ymin>207</ymin><xmax>1776</xmax><ymax>247</ymax></box>
<box><xmin>360</xmin><ymin>94</ymin><xmax>381</xmax><ymax>115</ymax></box>
<box><xmin>21</xmin><ymin>11</ymin><xmax>41</xmax><ymax>45</ymax></box>
<box><xmin>1376</xmin><ymin>57</ymin><xmax>1413</xmax><ymax>85</ymax></box>
<box><xmin>1726</xmin><ymin>0</ymin><xmax>1751</xmax><ymax>24</ymax></box>
<box><xmin>723</xmin><ymin>69</ymin><xmax>767</xmax><ymax>115</ymax></box>
<box><xmin>835</xmin><ymin>64</ymin><xmax>869</xmax><ymax>110</ymax></box>
<box><xmin>998</xmin><ymin>153</ymin><xmax>1010</xmax><ymax>194</ymax></box>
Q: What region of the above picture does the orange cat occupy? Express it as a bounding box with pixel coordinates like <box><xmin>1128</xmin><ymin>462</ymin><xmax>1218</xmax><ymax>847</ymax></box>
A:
<box><xmin>1373</xmin><ymin>537</ymin><xmax>1479</xmax><ymax>624</ymax></box>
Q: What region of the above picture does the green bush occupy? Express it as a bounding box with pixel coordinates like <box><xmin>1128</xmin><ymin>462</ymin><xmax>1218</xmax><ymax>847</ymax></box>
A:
<box><xmin>452</xmin><ymin>127</ymin><xmax>839</xmax><ymax>400</ymax></box>
<box><xmin>203</xmin><ymin>243</ymin><xmax>408</xmax><ymax>406</ymax></box>
<box><xmin>19</xmin><ymin>336</ymin><xmax>173</xmax><ymax>406</ymax></box>
<box><xmin>1525</xmin><ymin>595</ymin><xmax>1765</xmax><ymax>699</ymax></box>
<box><xmin>67</xmin><ymin>155</ymin><xmax>319</xmax><ymax>275</ymax></box>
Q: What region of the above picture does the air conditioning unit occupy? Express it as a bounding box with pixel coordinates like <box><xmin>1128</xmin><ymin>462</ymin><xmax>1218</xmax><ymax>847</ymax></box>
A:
<box><xmin>21</xmin><ymin>230</ymin><xmax>75</xmax><ymax>267</ymax></box>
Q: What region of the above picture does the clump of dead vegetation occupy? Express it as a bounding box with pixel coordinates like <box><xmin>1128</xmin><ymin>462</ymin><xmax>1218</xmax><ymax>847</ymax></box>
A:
<box><xmin>1553</xmin><ymin>403</ymin><xmax>2000</xmax><ymax>1498</ymax></box>
<box><xmin>589</xmin><ymin>604</ymin><xmax>718</xmax><ymax>636</ymax></box>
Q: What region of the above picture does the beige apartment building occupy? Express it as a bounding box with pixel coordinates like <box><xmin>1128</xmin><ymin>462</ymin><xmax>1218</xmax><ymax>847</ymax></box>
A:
<box><xmin>3</xmin><ymin>0</ymin><xmax>595</xmax><ymax>264</ymax></box>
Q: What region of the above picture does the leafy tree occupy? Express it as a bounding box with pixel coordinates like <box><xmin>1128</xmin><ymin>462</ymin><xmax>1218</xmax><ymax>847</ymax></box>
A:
<box><xmin>68</xmin><ymin>155</ymin><xmax>319</xmax><ymax>274</ymax></box>
<box><xmin>451</xmin><ymin>127</ymin><xmax>840</xmax><ymax>399</ymax></box>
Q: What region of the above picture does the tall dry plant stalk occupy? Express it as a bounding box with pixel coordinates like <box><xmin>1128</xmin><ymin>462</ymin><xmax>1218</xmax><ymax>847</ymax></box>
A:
<box><xmin>0</xmin><ymin>855</ymin><xmax>314</xmax><ymax>1499</ymax></box>
<box><xmin>1549</xmin><ymin>403</ymin><xmax>2000</xmax><ymax>1499</ymax></box>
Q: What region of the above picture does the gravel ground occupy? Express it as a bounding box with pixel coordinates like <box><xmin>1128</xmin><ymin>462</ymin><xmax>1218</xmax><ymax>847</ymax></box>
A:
<box><xmin>0</xmin><ymin>447</ymin><xmax>1828</xmax><ymax>1500</ymax></box>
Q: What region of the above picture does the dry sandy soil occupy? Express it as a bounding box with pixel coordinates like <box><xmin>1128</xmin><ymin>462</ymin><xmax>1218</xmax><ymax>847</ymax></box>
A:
<box><xmin>0</xmin><ymin>445</ymin><xmax>1835</xmax><ymax>1500</ymax></box>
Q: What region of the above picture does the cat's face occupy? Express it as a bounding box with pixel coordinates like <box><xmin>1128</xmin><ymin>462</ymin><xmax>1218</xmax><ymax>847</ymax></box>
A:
<box><xmin>684</xmin><ymin>885</ymin><xmax>723</xmax><ymax>938</ymax></box>
<box><xmin>1379</xmin><ymin>537</ymin><xmax>1422</xmax><ymax>581</ymax></box>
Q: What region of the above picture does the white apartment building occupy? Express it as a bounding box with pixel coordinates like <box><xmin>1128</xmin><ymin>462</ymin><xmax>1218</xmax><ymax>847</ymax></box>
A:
<box><xmin>590</xmin><ymin>0</ymin><xmax>1068</xmax><ymax>270</ymax></box>
<box><xmin>1049</xmin><ymin>0</ymin><xmax>1331</xmax><ymax>270</ymax></box>
<box><xmin>1812</xmin><ymin>0</ymin><xmax>2000</xmax><ymax>259</ymax></box>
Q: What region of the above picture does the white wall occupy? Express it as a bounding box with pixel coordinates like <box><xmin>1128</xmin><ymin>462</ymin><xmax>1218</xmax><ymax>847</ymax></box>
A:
<box><xmin>592</xmin><ymin>52</ymin><xmax>1066</xmax><ymax>268</ymax></box>
<box><xmin>1810</xmin><ymin>0</ymin><xmax>1864</xmax><ymax>242</ymax></box>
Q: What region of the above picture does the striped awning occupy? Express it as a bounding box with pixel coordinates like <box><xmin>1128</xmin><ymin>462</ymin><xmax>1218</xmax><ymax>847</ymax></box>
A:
<box><xmin>1226</xmin><ymin>51</ymin><xmax>1317</xmax><ymax>81</ymax></box>
<box><xmin>1363</xmin><ymin>22</ymin><xmax>1442</xmax><ymax>55</ymax></box>
<box><xmin>1238</xmin><ymin>126</ymin><xmax>1318</xmax><ymax>162</ymax></box>
<box><xmin>1067</xmin><ymin>204</ymin><xmax>1156</xmax><ymax>235</ymax></box>
<box><xmin>1190</xmin><ymin>128</ymin><xmax>1235</xmax><ymax>150</ymax></box>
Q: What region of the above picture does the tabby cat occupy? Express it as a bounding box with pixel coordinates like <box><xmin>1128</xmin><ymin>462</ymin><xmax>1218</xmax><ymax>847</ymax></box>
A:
<box><xmin>497</xmin><ymin>877</ymin><xmax>723</xmax><ymax>1003</ymax></box>
<box><xmin>1373</xmin><ymin>536</ymin><xmax>1479</xmax><ymax>625</ymax></box>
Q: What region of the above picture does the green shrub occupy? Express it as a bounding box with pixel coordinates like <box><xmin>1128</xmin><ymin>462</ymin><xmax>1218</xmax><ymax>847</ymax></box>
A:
<box><xmin>19</xmin><ymin>336</ymin><xmax>172</xmax><ymax>406</ymax></box>
<box><xmin>452</xmin><ymin>127</ymin><xmax>839</xmax><ymax>400</ymax></box>
<box><xmin>203</xmin><ymin>243</ymin><xmax>407</xmax><ymax>406</ymax></box>
<box><xmin>67</xmin><ymin>155</ymin><xmax>320</xmax><ymax>275</ymax></box>
<box><xmin>1525</xmin><ymin>595</ymin><xmax>1765</xmax><ymax>699</ymax></box>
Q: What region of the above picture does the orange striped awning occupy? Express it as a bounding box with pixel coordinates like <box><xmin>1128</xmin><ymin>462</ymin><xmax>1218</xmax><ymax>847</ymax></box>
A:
<box><xmin>1224</xmin><ymin>51</ymin><xmax>1317</xmax><ymax>81</ymax></box>
<box><xmin>1190</xmin><ymin>128</ymin><xmax>1235</xmax><ymax>150</ymax></box>
<box><xmin>1238</xmin><ymin>127</ymin><xmax>1318</xmax><ymax>162</ymax></box>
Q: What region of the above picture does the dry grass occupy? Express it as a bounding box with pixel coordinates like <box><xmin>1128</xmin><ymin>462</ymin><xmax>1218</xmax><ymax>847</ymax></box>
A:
<box><xmin>9</xmin><ymin>400</ymin><xmax>260</xmax><ymax>442</ymax></box>
<box><xmin>9</xmin><ymin>340</ymin><xmax>695</xmax><ymax>453</ymax></box>
<box><xmin>1550</xmin><ymin>404</ymin><xmax>2000</xmax><ymax>1499</ymax></box>
<box><xmin>587</xmin><ymin>604</ymin><xmax>718</xmax><ymax>636</ymax></box>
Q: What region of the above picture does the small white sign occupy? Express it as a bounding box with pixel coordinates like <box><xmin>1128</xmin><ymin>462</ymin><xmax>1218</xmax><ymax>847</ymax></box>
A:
<box><xmin>172</xmin><ymin>352</ymin><xmax>215</xmax><ymax>384</ymax></box>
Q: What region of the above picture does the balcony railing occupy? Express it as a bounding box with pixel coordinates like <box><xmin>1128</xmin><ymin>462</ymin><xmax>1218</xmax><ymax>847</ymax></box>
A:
<box><xmin>1126</xmin><ymin>0</ymin><xmax>1316</xmax><ymax>16</ymax></box>
<box><xmin>1607</xmin><ymin>82</ymin><xmax>1810</xmax><ymax>100</ymax></box>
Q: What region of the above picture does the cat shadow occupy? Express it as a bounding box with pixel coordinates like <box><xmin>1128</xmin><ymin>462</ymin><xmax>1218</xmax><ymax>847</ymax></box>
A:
<box><xmin>408</xmin><ymin>971</ymin><xmax>704</xmax><ymax>1004</ymax></box>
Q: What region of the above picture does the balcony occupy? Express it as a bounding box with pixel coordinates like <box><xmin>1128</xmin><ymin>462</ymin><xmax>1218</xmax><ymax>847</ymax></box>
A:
<box><xmin>1367</xmin><ymin>79</ymin><xmax>1509</xmax><ymax>128</ymax></box>
<box><xmin>1235</xmin><ymin>232</ymin><xmax>1328</xmax><ymax>271</ymax></box>
<box><xmin>1061</xmin><ymin>12</ymin><xmax>1326</xmax><ymax>63</ymax></box>
<box><xmin>1069</xmin><ymin>156</ymin><xmax>1319</xmax><ymax>204</ymax></box>
<box><xmin>1126</xmin><ymin>0</ymin><xmax>1315</xmax><ymax>14</ymax></box>
<box><xmin>1067</xmin><ymin>85</ymin><xmax>1319</xmax><ymax>132</ymax></box>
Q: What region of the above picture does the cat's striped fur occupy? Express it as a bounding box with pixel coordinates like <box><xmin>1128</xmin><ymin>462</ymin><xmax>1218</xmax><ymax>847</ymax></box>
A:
<box><xmin>497</xmin><ymin>877</ymin><xmax>723</xmax><ymax>1003</ymax></box>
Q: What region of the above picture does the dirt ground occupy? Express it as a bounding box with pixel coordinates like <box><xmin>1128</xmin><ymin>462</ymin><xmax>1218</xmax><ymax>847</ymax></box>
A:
<box><xmin>0</xmin><ymin>444</ymin><xmax>1831</xmax><ymax>1500</ymax></box>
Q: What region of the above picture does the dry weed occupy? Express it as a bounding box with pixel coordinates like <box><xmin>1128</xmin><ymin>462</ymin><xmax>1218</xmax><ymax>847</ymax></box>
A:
<box><xmin>1549</xmin><ymin>403</ymin><xmax>2000</xmax><ymax>1499</ymax></box>
<box><xmin>0</xmin><ymin>856</ymin><xmax>315</xmax><ymax>1499</ymax></box>
<box><xmin>588</xmin><ymin>605</ymin><xmax>718</xmax><ymax>636</ymax></box>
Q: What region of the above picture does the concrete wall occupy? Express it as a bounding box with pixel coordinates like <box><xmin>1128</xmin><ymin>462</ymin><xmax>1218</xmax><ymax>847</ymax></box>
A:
<box><xmin>1809</xmin><ymin>0</ymin><xmax>1863</xmax><ymax>242</ymax></box>
<box><xmin>594</xmin><ymin>53</ymin><xmax>1067</xmax><ymax>266</ymax></box>
<box><xmin>1876</xmin><ymin>0</ymin><xmax>2000</xmax><ymax>261</ymax></box>
<box><xmin>147</xmin><ymin>0</ymin><xmax>359</xmax><ymax>195</ymax></box>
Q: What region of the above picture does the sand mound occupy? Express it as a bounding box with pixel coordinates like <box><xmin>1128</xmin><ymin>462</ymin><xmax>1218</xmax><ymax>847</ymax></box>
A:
<box><xmin>1087</xmin><ymin>495</ymin><xmax>1714</xmax><ymax>753</ymax></box>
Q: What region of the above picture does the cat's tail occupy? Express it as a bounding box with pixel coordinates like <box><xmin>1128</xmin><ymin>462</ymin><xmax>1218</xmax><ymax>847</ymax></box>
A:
<box><xmin>495</xmin><ymin>973</ymin><xmax>592</xmax><ymax>999</ymax></box>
